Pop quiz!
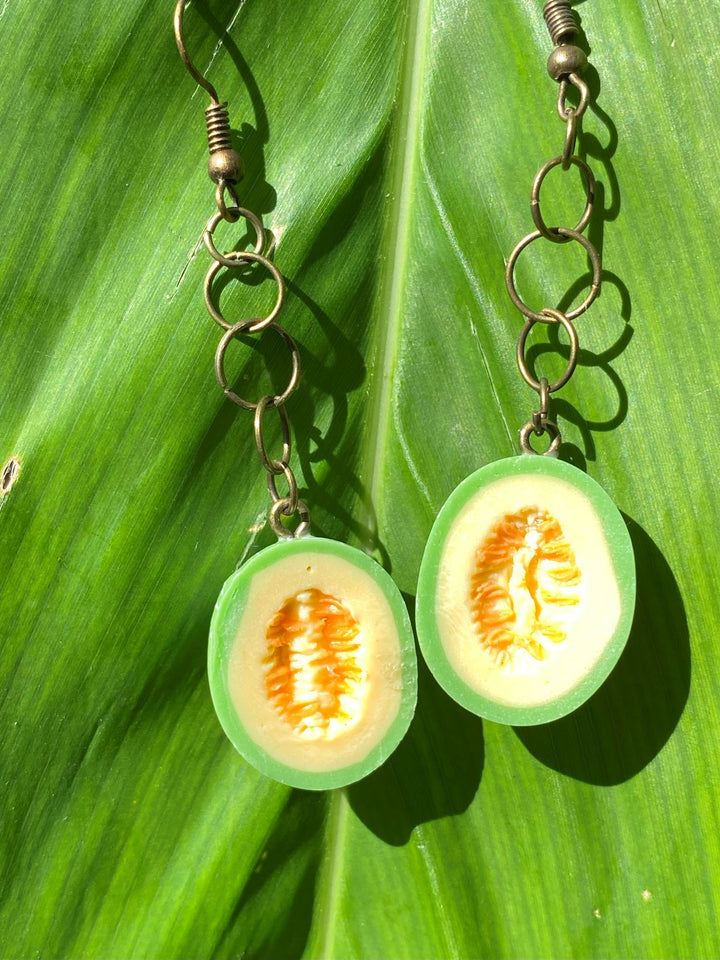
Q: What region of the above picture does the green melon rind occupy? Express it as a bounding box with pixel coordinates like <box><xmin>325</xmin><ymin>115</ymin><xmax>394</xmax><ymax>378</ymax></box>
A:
<box><xmin>208</xmin><ymin>536</ymin><xmax>417</xmax><ymax>790</ymax></box>
<box><xmin>416</xmin><ymin>456</ymin><xmax>636</xmax><ymax>726</ymax></box>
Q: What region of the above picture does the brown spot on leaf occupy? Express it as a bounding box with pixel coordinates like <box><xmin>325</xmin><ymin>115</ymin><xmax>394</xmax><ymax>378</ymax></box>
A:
<box><xmin>1</xmin><ymin>457</ymin><xmax>21</xmax><ymax>496</ymax></box>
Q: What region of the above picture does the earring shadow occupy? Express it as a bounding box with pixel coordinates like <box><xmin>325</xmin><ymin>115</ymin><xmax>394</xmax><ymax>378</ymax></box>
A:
<box><xmin>514</xmin><ymin>516</ymin><xmax>690</xmax><ymax>784</ymax></box>
<box><xmin>213</xmin><ymin>790</ymin><xmax>325</xmax><ymax>960</ymax></box>
<box><xmin>349</xmin><ymin>595</ymin><xmax>484</xmax><ymax>846</ymax></box>
<box><xmin>525</xmin><ymin>268</ymin><xmax>633</xmax><ymax>464</ymax></box>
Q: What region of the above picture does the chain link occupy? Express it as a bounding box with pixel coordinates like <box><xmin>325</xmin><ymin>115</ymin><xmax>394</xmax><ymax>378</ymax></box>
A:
<box><xmin>204</xmin><ymin>223</ymin><xmax>307</xmax><ymax>534</ymax></box>
<box><xmin>214</xmin><ymin>318</ymin><xmax>300</xmax><ymax>409</ymax></box>
<box><xmin>505</xmin><ymin>227</ymin><xmax>601</xmax><ymax>323</ymax></box>
<box><xmin>506</xmin><ymin>1</ymin><xmax>601</xmax><ymax>456</ymax></box>
<box><xmin>530</xmin><ymin>155</ymin><xmax>595</xmax><ymax>242</ymax></box>
<box><xmin>203</xmin><ymin>208</ymin><xmax>266</xmax><ymax>265</ymax></box>
<box><xmin>254</xmin><ymin>396</ymin><xmax>291</xmax><ymax>474</ymax></box>
<box><xmin>203</xmin><ymin>169</ymin><xmax>304</xmax><ymax>534</ymax></box>
<box><xmin>205</xmin><ymin>249</ymin><xmax>286</xmax><ymax>333</ymax></box>
<box><xmin>516</xmin><ymin>308</ymin><xmax>579</xmax><ymax>393</ymax></box>
<box><xmin>174</xmin><ymin>0</ymin><xmax>309</xmax><ymax>538</ymax></box>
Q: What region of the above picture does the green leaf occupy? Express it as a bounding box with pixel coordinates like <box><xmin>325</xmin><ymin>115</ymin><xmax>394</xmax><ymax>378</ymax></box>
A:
<box><xmin>0</xmin><ymin>0</ymin><xmax>714</xmax><ymax>957</ymax></box>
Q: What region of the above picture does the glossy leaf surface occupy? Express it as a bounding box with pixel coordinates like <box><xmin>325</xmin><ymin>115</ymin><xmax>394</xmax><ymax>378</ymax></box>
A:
<box><xmin>0</xmin><ymin>0</ymin><xmax>715</xmax><ymax>957</ymax></box>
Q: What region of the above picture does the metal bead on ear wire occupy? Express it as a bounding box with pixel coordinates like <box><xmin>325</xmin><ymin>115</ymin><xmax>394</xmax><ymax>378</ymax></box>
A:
<box><xmin>173</xmin><ymin>0</ymin><xmax>416</xmax><ymax>790</ymax></box>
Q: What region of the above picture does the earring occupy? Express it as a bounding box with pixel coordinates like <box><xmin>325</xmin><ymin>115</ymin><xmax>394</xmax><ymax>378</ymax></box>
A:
<box><xmin>173</xmin><ymin>2</ymin><xmax>416</xmax><ymax>789</ymax></box>
<box><xmin>416</xmin><ymin>0</ymin><xmax>635</xmax><ymax>725</ymax></box>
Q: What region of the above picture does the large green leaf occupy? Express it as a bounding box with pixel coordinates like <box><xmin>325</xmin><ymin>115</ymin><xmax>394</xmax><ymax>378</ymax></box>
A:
<box><xmin>1</xmin><ymin>0</ymin><xmax>715</xmax><ymax>956</ymax></box>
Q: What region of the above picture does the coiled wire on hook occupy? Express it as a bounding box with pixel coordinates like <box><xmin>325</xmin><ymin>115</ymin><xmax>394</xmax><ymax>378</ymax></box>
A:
<box><xmin>543</xmin><ymin>0</ymin><xmax>577</xmax><ymax>45</ymax></box>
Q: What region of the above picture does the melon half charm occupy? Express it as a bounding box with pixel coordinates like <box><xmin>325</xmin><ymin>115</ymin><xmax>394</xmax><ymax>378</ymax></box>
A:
<box><xmin>416</xmin><ymin>457</ymin><xmax>635</xmax><ymax>725</ymax></box>
<box><xmin>209</xmin><ymin>537</ymin><xmax>417</xmax><ymax>789</ymax></box>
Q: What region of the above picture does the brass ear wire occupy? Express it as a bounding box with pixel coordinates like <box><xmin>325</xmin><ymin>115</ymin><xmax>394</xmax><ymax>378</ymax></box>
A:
<box><xmin>174</xmin><ymin>0</ymin><xmax>243</xmax><ymax>189</ymax></box>
<box><xmin>173</xmin><ymin>0</ymin><xmax>220</xmax><ymax>103</ymax></box>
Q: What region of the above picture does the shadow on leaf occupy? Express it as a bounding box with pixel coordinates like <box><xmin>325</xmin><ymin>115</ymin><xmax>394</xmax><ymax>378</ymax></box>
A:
<box><xmin>215</xmin><ymin>789</ymin><xmax>325</xmax><ymax>960</ymax></box>
<box><xmin>349</xmin><ymin>646</ymin><xmax>484</xmax><ymax>846</ymax></box>
<box><xmin>515</xmin><ymin>516</ymin><xmax>689</xmax><ymax>784</ymax></box>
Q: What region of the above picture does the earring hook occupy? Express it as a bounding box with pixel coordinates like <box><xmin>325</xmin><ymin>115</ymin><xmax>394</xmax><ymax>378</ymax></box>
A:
<box><xmin>174</xmin><ymin>0</ymin><xmax>220</xmax><ymax>103</ymax></box>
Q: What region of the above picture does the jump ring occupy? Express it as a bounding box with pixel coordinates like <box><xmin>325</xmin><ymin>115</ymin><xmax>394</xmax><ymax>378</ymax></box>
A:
<box><xmin>215</xmin><ymin>319</ymin><xmax>300</xmax><ymax>410</ymax></box>
<box><xmin>254</xmin><ymin>395</ymin><xmax>291</xmax><ymax>474</ymax></box>
<box><xmin>557</xmin><ymin>73</ymin><xmax>589</xmax><ymax>122</ymax></box>
<box><xmin>505</xmin><ymin>227</ymin><xmax>601</xmax><ymax>322</ymax></box>
<box><xmin>519</xmin><ymin>420</ymin><xmax>562</xmax><ymax>457</ymax></box>
<box><xmin>267</xmin><ymin>462</ymin><xmax>298</xmax><ymax>512</ymax></box>
<box><xmin>538</xmin><ymin>375</ymin><xmax>550</xmax><ymax>416</ymax></box>
<box><xmin>204</xmin><ymin>208</ymin><xmax>265</xmax><ymax>266</ymax></box>
<box><xmin>269</xmin><ymin>497</ymin><xmax>311</xmax><ymax>540</ymax></box>
<box><xmin>204</xmin><ymin>250</ymin><xmax>285</xmax><ymax>332</ymax></box>
<box><xmin>530</xmin><ymin>155</ymin><xmax>595</xmax><ymax>242</ymax></box>
<box><xmin>517</xmin><ymin>308</ymin><xmax>579</xmax><ymax>393</ymax></box>
<box><xmin>215</xmin><ymin>180</ymin><xmax>241</xmax><ymax>222</ymax></box>
<box><xmin>562</xmin><ymin>114</ymin><xmax>577</xmax><ymax>170</ymax></box>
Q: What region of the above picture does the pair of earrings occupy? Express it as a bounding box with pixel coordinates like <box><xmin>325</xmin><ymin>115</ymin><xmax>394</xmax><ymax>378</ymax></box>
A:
<box><xmin>175</xmin><ymin>0</ymin><xmax>635</xmax><ymax>790</ymax></box>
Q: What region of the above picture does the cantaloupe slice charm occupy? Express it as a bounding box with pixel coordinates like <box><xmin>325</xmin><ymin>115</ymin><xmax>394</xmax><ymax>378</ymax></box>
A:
<box><xmin>209</xmin><ymin>538</ymin><xmax>417</xmax><ymax>789</ymax></box>
<box><xmin>416</xmin><ymin>456</ymin><xmax>635</xmax><ymax>725</ymax></box>
<box><xmin>170</xmin><ymin>3</ymin><xmax>418</xmax><ymax>790</ymax></box>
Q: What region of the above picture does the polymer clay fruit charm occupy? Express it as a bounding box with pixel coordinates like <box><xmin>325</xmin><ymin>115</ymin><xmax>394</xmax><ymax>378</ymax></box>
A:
<box><xmin>414</xmin><ymin>2</ymin><xmax>635</xmax><ymax>725</ymax></box>
<box><xmin>209</xmin><ymin>537</ymin><xmax>417</xmax><ymax>789</ymax></box>
<box><xmin>416</xmin><ymin>457</ymin><xmax>635</xmax><ymax>725</ymax></box>
<box><xmin>172</xmin><ymin>1</ymin><xmax>418</xmax><ymax>788</ymax></box>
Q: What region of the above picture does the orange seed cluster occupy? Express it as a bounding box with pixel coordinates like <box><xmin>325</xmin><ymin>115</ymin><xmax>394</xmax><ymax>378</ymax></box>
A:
<box><xmin>264</xmin><ymin>588</ymin><xmax>363</xmax><ymax>734</ymax></box>
<box><xmin>470</xmin><ymin>507</ymin><xmax>581</xmax><ymax>665</ymax></box>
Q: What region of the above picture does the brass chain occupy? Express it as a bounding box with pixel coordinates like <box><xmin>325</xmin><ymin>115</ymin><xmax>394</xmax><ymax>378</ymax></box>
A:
<box><xmin>505</xmin><ymin>0</ymin><xmax>601</xmax><ymax>456</ymax></box>
<box><xmin>174</xmin><ymin>0</ymin><xmax>309</xmax><ymax>538</ymax></box>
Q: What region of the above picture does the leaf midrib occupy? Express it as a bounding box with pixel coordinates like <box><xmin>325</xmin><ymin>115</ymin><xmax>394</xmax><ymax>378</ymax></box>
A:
<box><xmin>363</xmin><ymin>0</ymin><xmax>434</xmax><ymax>529</ymax></box>
<box><xmin>309</xmin><ymin>1</ymin><xmax>434</xmax><ymax>956</ymax></box>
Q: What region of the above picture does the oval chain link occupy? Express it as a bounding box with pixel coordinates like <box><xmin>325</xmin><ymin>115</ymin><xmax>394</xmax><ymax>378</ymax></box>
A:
<box><xmin>505</xmin><ymin>48</ymin><xmax>599</xmax><ymax>456</ymax></box>
<box><xmin>254</xmin><ymin>395</ymin><xmax>291</xmax><ymax>474</ymax></box>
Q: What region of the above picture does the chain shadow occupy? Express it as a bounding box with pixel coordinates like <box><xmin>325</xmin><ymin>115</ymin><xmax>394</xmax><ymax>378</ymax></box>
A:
<box><xmin>556</xmin><ymin>58</ymin><xmax>627</xmax><ymax>461</ymax></box>
<box><xmin>525</xmin><ymin>267</ymin><xmax>632</xmax><ymax>463</ymax></box>
<box><xmin>515</xmin><ymin>516</ymin><xmax>689</xmax><ymax>784</ymax></box>
<box><xmin>517</xmin><ymin>67</ymin><xmax>629</xmax><ymax>457</ymax></box>
<box><xmin>186</xmin><ymin>267</ymin><xmax>379</xmax><ymax>555</ymax></box>
<box><xmin>179</xmin><ymin>2</ymin><xmax>394</xmax><ymax>562</ymax></box>
<box><xmin>285</xmin><ymin>134</ymin><xmax>393</xmax><ymax>566</ymax></box>
<box><xmin>521</xmin><ymin>17</ymin><xmax>629</xmax><ymax>462</ymax></box>
<box><xmin>349</xmin><ymin>595</ymin><xmax>484</xmax><ymax>846</ymax></box>
<box><xmin>287</xmin><ymin>277</ymin><xmax>393</xmax><ymax>568</ymax></box>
